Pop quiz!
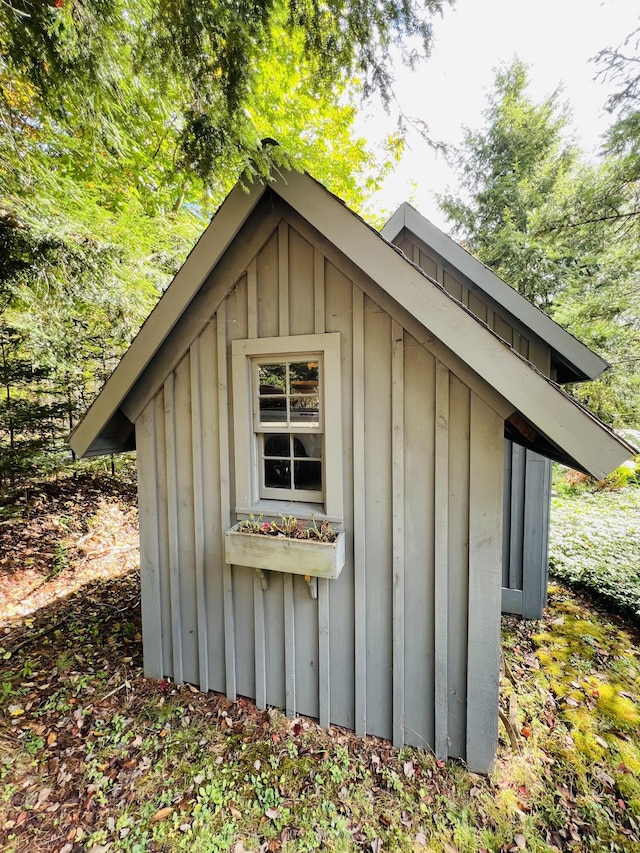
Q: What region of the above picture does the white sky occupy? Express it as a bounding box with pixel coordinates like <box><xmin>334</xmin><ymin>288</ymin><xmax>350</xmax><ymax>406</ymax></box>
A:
<box><xmin>358</xmin><ymin>0</ymin><xmax>639</xmax><ymax>230</ymax></box>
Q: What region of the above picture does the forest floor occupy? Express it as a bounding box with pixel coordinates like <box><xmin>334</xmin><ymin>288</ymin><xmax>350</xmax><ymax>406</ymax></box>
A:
<box><xmin>0</xmin><ymin>474</ymin><xmax>639</xmax><ymax>853</ymax></box>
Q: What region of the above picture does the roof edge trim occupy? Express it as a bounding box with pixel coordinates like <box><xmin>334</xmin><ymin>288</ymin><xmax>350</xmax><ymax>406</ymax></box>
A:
<box><xmin>382</xmin><ymin>202</ymin><xmax>609</xmax><ymax>382</ymax></box>
<box><xmin>69</xmin><ymin>179</ymin><xmax>269</xmax><ymax>458</ymax></box>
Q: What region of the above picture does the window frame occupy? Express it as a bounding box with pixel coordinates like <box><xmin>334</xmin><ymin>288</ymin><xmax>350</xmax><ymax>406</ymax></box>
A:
<box><xmin>231</xmin><ymin>333</ymin><xmax>343</xmax><ymax>522</ymax></box>
<box><xmin>254</xmin><ymin>355</ymin><xmax>324</xmax><ymax>503</ymax></box>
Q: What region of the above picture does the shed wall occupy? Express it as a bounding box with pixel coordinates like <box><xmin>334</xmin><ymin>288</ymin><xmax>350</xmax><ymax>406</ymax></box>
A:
<box><xmin>393</xmin><ymin>229</ymin><xmax>552</xmax><ymax>619</ymax></box>
<box><xmin>136</xmin><ymin>207</ymin><xmax>505</xmax><ymax>771</ymax></box>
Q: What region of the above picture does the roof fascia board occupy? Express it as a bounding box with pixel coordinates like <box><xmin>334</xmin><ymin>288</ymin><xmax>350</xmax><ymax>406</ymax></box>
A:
<box><xmin>382</xmin><ymin>203</ymin><xmax>608</xmax><ymax>381</ymax></box>
<box><xmin>121</xmin><ymin>201</ymin><xmax>283</xmax><ymax>425</ymax></box>
<box><xmin>274</xmin><ymin>173</ymin><xmax>629</xmax><ymax>479</ymax></box>
<box><xmin>69</xmin><ymin>179</ymin><xmax>268</xmax><ymax>458</ymax></box>
<box><xmin>281</xmin><ymin>201</ymin><xmax>513</xmax><ymax>421</ymax></box>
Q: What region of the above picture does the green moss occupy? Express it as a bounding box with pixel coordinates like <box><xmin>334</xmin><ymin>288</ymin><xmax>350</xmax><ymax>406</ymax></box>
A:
<box><xmin>596</xmin><ymin>684</ymin><xmax>640</xmax><ymax>730</ymax></box>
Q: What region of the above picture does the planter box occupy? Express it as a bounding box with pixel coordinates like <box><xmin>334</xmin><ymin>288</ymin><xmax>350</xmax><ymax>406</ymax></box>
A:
<box><xmin>224</xmin><ymin>524</ymin><xmax>346</xmax><ymax>580</ymax></box>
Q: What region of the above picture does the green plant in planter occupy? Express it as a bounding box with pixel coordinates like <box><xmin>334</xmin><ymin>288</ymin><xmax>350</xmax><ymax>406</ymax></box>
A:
<box><xmin>237</xmin><ymin>514</ymin><xmax>337</xmax><ymax>543</ymax></box>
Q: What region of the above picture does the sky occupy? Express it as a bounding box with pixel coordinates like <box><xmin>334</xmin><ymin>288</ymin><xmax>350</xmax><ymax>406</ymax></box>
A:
<box><xmin>358</xmin><ymin>0</ymin><xmax>639</xmax><ymax>231</ymax></box>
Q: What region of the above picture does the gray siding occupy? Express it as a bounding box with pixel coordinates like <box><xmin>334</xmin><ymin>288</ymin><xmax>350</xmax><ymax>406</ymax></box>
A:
<box><xmin>136</xmin><ymin>206</ymin><xmax>506</xmax><ymax>771</ymax></box>
<box><xmin>501</xmin><ymin>446</ymin><xmax>552</xmax><ymax>618</ymax></box>
<box><xmin>394</xmin><ymin>228</ymin><xmax>552</xmax><ymax>619</ymax></box>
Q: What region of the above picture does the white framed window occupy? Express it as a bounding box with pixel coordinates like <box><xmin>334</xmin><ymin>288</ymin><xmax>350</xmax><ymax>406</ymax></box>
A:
<box><xmin>232</xmin><ymin>333</ymin><xmax>343</xmax><ymax>521</ymax></box>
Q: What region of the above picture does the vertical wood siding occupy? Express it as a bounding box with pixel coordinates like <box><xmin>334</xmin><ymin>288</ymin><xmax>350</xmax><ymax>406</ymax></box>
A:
<box><xmin>395</xmin><ymin>228</ymin><xmax>552</xmax><ymax>620</ymax></box>
<box><xmin>136</xmin><ymin>211</ymin><xmax>506</xmax><ymax>771</ymax></box>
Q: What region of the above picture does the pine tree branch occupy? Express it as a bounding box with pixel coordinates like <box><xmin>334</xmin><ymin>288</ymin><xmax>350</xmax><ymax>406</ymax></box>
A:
<box><xmin>536</xmin><ymin>209</ymin><xmax>640</xmax><ymax>235</ymax></box>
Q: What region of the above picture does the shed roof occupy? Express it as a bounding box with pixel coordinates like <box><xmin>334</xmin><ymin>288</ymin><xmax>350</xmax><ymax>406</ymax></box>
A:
<box><xmin>69</xmin><ymin>169</ymin><xmax>635</xmax><ymax>479</ymax></box>
<box><xmin>382</xmin><ymin>202</ymin><xmax>608</xmax><ymax>384</ymax></box>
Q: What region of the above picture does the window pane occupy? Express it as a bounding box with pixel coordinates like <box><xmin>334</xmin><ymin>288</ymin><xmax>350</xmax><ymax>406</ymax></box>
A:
<box><xmin>289</xmin><ymin>396</ymin><xmax>320</xmax><ymax>427</ymax></box>
<box><xmin>264</xmin><ymin>435</ymin><xmax>290</xmax><ymax>458</ymax></box>
<box><xmin>290</xmin><ymin>361</ymin><xmax>319</xmax><ymax>392</ymax></box>
<box><xmin>294</xmin><ymin>434</ymin><xmax>322</xmax><ymax>458</ymax></box>
<box><xmin>259</xmin><ymin>397</ymin><xmax>287</xmax><ymax>425</ymax></box>
<box><xmin>264</xmin><ymin>459</ymin><xmax>291</xmax><ymax>489</ymax></box>
<box><xmin>259</xmin><ymin>364</ymin><xmax>286</xmax><ymax>392</ymax></box>
<box><xmin>294</xmin><ymin>460</ymin><xmax>322</xmax><ymax>491</ymax></box>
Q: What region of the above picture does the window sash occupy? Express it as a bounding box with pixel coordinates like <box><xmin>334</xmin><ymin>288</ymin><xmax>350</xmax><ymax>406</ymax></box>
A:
<box><xmin>259</xmin><ymin>438</ymin><xmax>324</xmax><ymax>502</ymax></box>
<box><xmin>254</xmin><ymin>356</ymin><xmax>324</xmax><ymax>502</ymax></box>
<box><xmin>253</xmin><ymin>356</ymin><xmax>323</xmax><ymax>433</ymax></box>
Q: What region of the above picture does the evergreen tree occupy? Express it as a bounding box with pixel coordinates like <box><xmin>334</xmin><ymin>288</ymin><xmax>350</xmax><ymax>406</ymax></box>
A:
<box><xmin>439</xmin><ymin>59</ymin><xmax>640</xmax><ymax>428</ymax></box>
<box><xmin>594</xmin><ymin>24</ymin><xmax>640</xmax><ymax>239</ymax></box>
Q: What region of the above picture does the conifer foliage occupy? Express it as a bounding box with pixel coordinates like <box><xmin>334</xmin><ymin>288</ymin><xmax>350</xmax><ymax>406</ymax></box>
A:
<box><xmin>439</xmin><ymin>58</ymin><xmax>640</xmax><ymax>428</ymax></box>
<box><xmin>0</xmin><ymin>0</ymin><xmax>445</xmax><ymax>483</ymax></box>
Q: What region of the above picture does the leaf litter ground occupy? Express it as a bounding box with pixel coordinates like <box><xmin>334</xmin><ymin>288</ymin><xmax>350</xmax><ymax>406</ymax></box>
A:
<box><xmin>0</xmin><ymin>475</ymin><xmax>639</xmax><ymax>852</ymax></box>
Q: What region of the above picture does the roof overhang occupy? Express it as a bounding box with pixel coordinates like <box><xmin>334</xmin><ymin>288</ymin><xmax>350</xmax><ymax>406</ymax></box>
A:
<box><xmin>70</xmin><ymin>170</ymin><xmax>635</xmax><ymax>480</ymax></box>
<box><xmin>70</xmin><ymin>178</ymin><xmax>269</xmax><ymax>459</ymax></box>
<box><xmin>382</xmin><ymin>203</ymin><xmax>609</xmax><ymax>383</ymax></box>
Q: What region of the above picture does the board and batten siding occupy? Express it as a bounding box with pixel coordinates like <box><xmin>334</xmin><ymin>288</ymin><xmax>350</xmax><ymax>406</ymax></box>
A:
<box><xmin>136</xmin><ymin>210</ymin><xmax>505</xmax><ymax>772</ymax></box>
<box><xmin>393</xmin><ymin>228</ymin><xmax>552</xmax><ymax>620</ymax></box>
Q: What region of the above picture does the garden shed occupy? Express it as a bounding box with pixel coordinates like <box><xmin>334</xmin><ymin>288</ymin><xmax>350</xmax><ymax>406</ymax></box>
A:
<box><xmin>70</xmin><ymin>169</ymin><xmax>633</xmax><ymax>773</ymax></box>
<box><xmin>381</xmin><ymin>204</ymin><xmax>609</xmax><ymax>620</ymax></box>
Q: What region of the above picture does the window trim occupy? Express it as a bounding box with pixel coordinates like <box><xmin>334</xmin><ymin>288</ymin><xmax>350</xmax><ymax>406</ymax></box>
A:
<box><xmin>255</xmin><ymin>355</ymin><xmax>324</xmax><ymax>502</ymax></box>
<box><xmin>231</xmin><ymin>333</ymin><xmax>343</xmax><ymax>522</ymax></box>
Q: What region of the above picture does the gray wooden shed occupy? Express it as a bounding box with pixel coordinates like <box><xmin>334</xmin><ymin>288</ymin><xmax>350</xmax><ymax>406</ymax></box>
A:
<box><xmin>381</xmin><ymin>204</ymin><xmax>609</xmax><ymax>619</ymax></box>
<box><xmin>70</xmin><ymin>169</ymin><xmax>632</xmax><ymax>773</ymax></box>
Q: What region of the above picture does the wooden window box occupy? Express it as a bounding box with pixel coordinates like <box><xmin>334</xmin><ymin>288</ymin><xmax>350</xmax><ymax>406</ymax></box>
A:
<box><xmin>224</xmin><ymin>524</ymin><xmax>346</xmax><ymax>580</ymax></box>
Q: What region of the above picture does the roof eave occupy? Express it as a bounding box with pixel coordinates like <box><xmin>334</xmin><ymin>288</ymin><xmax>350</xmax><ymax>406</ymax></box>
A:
<box><xmin>69</xmin><ymin>178</ymin><xmax>269</xmax><ymax>458</ymax></box>
<box><xmin>275</xmin><ymin>173</ymin><xmax>630</xmax><ymax>479</ymax></box>
<box><xmin>382</xmin><ymin>202</ymin><xmax>609</xmax><ymax>382</ymax></box>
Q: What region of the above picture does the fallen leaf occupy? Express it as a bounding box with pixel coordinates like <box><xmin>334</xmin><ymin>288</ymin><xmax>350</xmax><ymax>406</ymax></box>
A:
<box><xmin>36</xmin><ymin>787</ymin><xmax>52</xmax><ymax>809</ymax></box>
<box><xmin>265</xmin><ymin>807</ymin><xmax>280</xmax><ymax>820</ymax></box>
<box><xmin>403</xmin><ymin>760</ymin><xmax>415</xmax><ymax>778</ymax></box>
<box><xmin>514</xmin><ymin>834</ymin><xmax>526</xmax><ymax>850</ymax></box>
<box><xmin>151</xmin><ymin>806</ymin><xmax>174</xmax><ymax>823</ymax></box>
